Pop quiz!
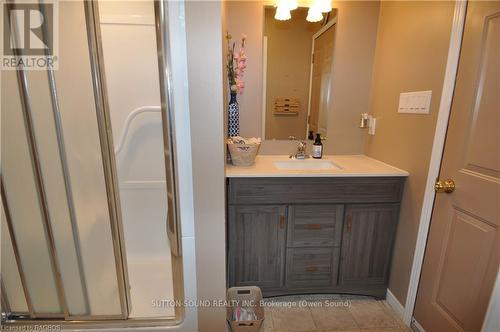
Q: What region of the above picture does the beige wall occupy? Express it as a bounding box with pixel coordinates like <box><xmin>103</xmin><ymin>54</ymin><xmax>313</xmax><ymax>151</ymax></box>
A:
<box><xmin>226</xmin><ymin>1</ymin><xmax>264</xmax><ymax>138</ymax></box>
<box><xmin>185</xmin><ymin>2</ymin><xmax>227</xmax><ymax>330</ymax></box>
<box><xmin>264</xmin><ymin>8</ymin><xmax>321</xmax><ymax>140</ymax></box>
<box><xmin>366</xmin><ymin>1</ymin><xmax>455</xmax><ymax>304</ymax></box>
<box><xmin>324</xmin><ymin>0</ymin><xmax>379</xmax><ymax>154</ymax></box>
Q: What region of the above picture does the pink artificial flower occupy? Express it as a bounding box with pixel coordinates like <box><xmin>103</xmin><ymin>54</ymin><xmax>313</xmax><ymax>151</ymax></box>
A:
<box><xmin>226</xmin><ymin>31</ymin><xmax>247</xmax><ymax>95</ymax></box>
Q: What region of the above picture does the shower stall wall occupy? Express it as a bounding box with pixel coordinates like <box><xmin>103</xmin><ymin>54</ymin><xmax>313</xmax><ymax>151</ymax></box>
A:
<box><xmin>1</xmin><ymin>0</ymin><xmax>196</xmax><ymax>330</ymax></box>
<box><xmin>98</xmin><ymin>0</ymin><xmax>174</xmax><ymax>318</ymax></box>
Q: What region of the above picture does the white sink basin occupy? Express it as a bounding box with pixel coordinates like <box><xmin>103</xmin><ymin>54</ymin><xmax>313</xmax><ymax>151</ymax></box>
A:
<box><xmin>274</xmin><ymin>159</ymin><xmax>342</xmax><ymax>171</ymax></box>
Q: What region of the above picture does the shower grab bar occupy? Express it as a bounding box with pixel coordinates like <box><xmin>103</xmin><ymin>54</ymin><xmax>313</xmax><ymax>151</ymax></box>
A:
<box><xmin>114</xmin><ymin>106</ymin><xmax>161</xmax><ymax>155</ymax></box>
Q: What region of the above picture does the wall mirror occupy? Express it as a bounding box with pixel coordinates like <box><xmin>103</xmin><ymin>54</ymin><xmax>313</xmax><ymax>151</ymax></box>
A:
<box><xmin>227</xmin><ymin>1</ymin><xmax>380</xmax><ymax>154</ymax></box>
<box><xmin>263</xmin><ymin>6</ymin><xmax>336</xmax><ymax>140</ymax></box>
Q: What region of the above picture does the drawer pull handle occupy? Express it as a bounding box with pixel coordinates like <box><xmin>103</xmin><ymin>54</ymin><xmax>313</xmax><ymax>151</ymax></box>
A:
<box><xmin>346</xmin><ymin>214</ymin><xmax>352</xmax><ymax>233</ymax></box>
<box><xmin>307</xmin><ymin>224</ymin><xmax>322</xmax><ymax>230</ymax></box>
<box><xmin>279</xmin><ymin>215</ymin><xmax>285</xmax><ymax>229</ymax></box>
<box><xmin>306</xmin><ymin>266</ymin><xmax>318</xmax><ymax>272</ymax></box>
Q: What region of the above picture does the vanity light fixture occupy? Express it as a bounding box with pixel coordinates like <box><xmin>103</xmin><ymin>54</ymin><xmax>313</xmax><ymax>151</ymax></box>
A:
<box><xmin>274</xmin><ymin>0</ymin><xmax>331</xmax><ymax>22</ymax></box>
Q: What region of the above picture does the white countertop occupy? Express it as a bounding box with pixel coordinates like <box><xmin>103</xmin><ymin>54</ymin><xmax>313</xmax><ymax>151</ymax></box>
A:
<box><xmin>225</xmin><ymin>155</ymin><xmax>409</xmax><ymax>178</ymax></box>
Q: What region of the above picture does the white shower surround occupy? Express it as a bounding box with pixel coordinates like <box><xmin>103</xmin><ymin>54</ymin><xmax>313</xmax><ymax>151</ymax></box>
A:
<box><xmin>96</xmin><ymin>0</ymin><xmax>197</xmax><ymax>329</ymax></box>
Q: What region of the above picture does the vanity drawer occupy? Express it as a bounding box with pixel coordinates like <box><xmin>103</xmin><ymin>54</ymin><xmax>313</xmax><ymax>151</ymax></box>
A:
<box><xmin>288</xmin><ymin>205</ymin><xmax>344</xmax><ymax>247</ymax></box>
<box><xmin>227</xmin><ymin>177</ymin><xmax>405</xmax><ymax>205</ymax></box>
<box><xmin>285</xmin><ymin>247</ymin><xmax>339</xmax><ymax>288</ymax></box>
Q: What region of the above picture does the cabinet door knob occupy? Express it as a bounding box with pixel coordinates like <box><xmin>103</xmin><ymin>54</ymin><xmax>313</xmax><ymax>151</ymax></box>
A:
<box><xmin>279</xmin><ymin>215</ymin><xmax>285</xmax><ymax>229</ymax></box>
<box><xmin>346</xmin><ymin>214</ymin><xmax>352</xmax><ymax>233</ymax></box>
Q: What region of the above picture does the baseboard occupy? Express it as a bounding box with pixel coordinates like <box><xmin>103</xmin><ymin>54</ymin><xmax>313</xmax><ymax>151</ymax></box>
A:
<box><xmin>411</xmin><ymin>318</ymin><xmax>426</xmax><ymax>332</ymax></box>
<box><xmin>386</xmin><ymin>289</ymin><xmax>406</xmax><ymax>324</ymax></box>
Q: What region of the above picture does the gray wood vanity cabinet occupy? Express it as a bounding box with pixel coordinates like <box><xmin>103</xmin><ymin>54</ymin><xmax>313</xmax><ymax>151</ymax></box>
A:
<box><xmin>227</xmin><ymin>177</ymin><xmax>405</xmax><ymax>298</ymax></box>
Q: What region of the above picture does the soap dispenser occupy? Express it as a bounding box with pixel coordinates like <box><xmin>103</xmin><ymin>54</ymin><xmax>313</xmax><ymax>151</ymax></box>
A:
<box><xmin>312</xmin><ymin>133</ymin><xmax>323</xmax><ymax>159</ymax></box>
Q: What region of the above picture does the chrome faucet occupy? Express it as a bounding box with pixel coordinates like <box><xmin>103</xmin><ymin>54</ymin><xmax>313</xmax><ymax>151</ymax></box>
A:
<box><xmin>288</xmin><ymin>136</ymin><xmax>309</xmax><ymax>159</ymax></box>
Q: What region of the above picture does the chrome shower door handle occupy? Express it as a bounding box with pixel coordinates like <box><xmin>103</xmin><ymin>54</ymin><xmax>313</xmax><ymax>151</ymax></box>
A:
<box><xmin>155</xmin><ymin>0</ymin><xmax>182</xmax><ymax>257</ymax></box>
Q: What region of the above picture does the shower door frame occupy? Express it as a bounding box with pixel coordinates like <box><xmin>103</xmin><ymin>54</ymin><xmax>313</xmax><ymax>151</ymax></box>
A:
<box><xmin>2</xmin><ymin>0</ymin><xmax>187</xmax><ymax>327</ymax></box>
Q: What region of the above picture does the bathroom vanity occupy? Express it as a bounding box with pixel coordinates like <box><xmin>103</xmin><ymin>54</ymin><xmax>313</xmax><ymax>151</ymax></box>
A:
<box><xmin>226</xmin><ymin>155</ymin><xmax>408</xmax><ymax>298</ymax></box>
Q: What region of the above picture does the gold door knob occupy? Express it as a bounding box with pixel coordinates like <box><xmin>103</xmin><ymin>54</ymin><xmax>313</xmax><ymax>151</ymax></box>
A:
<box><xmin>435</xmin><ymin>179</ymin><xmax>455</xmax><ymax>193</ymax></box>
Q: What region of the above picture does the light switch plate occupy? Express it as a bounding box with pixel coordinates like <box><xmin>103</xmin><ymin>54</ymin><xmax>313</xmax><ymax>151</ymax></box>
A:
<box><xmin>398</xmin><ymin>90</ymin><xmax>432</xmax><ymax>114</ymax></box>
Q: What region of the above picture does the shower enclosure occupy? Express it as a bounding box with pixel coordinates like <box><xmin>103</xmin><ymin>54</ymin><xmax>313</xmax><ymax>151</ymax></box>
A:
<box><xmin>1</xmin><ymin>0</ymin><xmax>195</xmax><ymax>329</ymax></box>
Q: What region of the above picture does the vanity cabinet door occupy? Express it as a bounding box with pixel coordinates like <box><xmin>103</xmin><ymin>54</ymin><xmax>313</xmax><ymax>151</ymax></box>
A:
<box><xmin>228</xmin><ymin>205</ymin><xmax>287</xmax><ymax>289</ymax></box>
<box><xmin>339</xmin><ymin>204</ymin><xmax>399</xmax><ymax>289</ymax></box>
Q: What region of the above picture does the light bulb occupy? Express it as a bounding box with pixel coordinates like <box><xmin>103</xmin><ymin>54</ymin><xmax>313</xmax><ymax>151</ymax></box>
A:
<box><xmin>287</xmin><ymin>0</ymin><xmax>298</xmax><ymax>10</ymax></box>
<box><xmin>306</xmin><ymin>6</ymin><xmax>323</xmax><ymax>22</ymax></box>
<box><xmin>275</xmin><ymin>5</ymin><xmax>291</xmax><ymax>20</ymax></box>
<box><xmin>275</xmin><ymin>0</ymin><xmax>297</xmax><ymax>11</ymax></box>
<box><xmin>319</xmin><ymin>0</ymin><xmax>332</xmax><ymax>13</ymax></box>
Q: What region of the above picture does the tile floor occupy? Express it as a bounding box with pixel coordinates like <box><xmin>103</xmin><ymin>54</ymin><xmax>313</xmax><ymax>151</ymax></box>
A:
<box><xmin>259</xmin><ymin>296</ymin><xmax>410</xmax><ymax>332</ymax></box>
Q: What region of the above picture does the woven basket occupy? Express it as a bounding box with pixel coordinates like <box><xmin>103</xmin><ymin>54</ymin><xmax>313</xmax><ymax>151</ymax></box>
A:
<box><xmin>227</xmin><ymin>142</ymin><xmax>260</xmax><ymax>166</ymax></box>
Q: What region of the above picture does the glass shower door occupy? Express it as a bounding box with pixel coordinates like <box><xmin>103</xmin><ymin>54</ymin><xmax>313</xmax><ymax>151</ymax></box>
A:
<box><xmin>1</xmin><ymin>0</ymin><xmax>128</xmax><ymax>319</ymax></box>
<box><xmin>1</xmin><ymin>0</ymin><xmax>186</xmax><ymax>325</ymax></box>
<box><xmin>97</xmin><ymin>0</ymin><xmax>182</xmax><ymax>319</ymax></box>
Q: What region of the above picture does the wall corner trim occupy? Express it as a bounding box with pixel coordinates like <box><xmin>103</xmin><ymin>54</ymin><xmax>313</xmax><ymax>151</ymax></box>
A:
<box><xmin>402</xmin><ymin>0</ymin><xmax>468</xmax><ymax>326</ymax></box>
<box><xmin>386</xmin><ymin>289</ymin><xmax>406</xmax><ymax>325</ymax></box>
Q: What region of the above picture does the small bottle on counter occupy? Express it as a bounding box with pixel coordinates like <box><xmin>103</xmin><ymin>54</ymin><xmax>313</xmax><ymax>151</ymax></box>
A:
<box><xmin>312</xmin><ymin>133</ymin><xmax>323</xmax><ymax>159</ymax></box>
